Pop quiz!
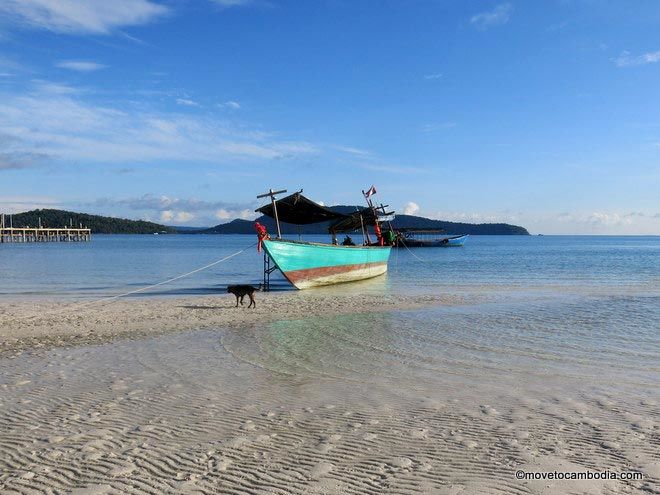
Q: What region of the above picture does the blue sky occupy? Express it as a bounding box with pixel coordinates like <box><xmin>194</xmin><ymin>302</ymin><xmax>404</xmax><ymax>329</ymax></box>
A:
<box><xmin>0</xmin><ymin>0</ymin><xmax>659</xmax><ymax>234</ymax></box>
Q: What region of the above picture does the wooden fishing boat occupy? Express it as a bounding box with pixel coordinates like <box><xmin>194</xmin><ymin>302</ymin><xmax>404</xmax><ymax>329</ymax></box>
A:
<box><xmin>262</xmin><ymin>238</ymin><xmax>390</xmax><ymax>289</ymax></box>
<box><xmin>255</xmin><ymin>188</ymin><xmax>393</xmax><ymax>289</ymax></box>
<box><xmin>395</xmin><ymin>229</ymin><xmax>468</xmax><ymax>247</ymax></box>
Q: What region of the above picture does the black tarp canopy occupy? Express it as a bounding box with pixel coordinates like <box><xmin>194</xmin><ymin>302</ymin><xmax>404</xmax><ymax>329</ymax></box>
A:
<box><xmin>329</xmin><ymin>209</ymin><xmax>375</xmax><ymax>233</ymax></box>
<box><xmin>329</xmin><ymin>209</ymin><xmax>394</xmax><ymax>233</ymax></box>
<box><xmin>255</xmin><ymin>192</ymin><xmax>348</xmax><ymax>225</ymax></box>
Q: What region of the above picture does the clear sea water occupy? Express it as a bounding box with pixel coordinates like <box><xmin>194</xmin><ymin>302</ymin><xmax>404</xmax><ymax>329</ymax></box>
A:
<box><xmin>0</xmin><ymin>234</ymin><xmax>657</xmax><ymax>299</ymax></box>
<box><xmin>1</xmin><ymin>234</ymin><xmax>659</xmax><ymax>403</ymax></box>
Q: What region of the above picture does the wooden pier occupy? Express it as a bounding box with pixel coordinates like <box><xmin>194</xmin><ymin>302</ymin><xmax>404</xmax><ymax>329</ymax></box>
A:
<box><xmin>0</xmin><ymin>214</ymin><xmax>91</xmax><ymax>243</ymax></box>
<box><xmin>0</xmin><ymin>227</ymin><xmax>91</xmax><ymax>243</ymax></box>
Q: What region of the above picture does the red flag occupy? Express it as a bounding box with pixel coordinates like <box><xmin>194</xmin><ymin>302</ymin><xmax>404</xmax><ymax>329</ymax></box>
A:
<box><xmin>365</xmin><ymin>185</ymin><xmax>377</xmax><ymax>197</ymax></box>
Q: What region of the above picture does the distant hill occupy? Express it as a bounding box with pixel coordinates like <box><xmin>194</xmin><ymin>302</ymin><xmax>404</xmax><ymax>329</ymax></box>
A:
<box><xmin>6</xmin><ymin>209</ymin><xmax>176</xmax><ymax>234</ymax></box>
<box><xmin>197</xmin><ymin>205</ymin><xmax>529</xmax><ymax>235</ymax></box>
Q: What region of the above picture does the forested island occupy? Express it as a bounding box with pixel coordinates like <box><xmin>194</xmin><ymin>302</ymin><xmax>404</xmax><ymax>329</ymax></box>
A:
<box><xmin>5</xmin><ymin>207</ymin><xmax>529</xmax><ymax>235</ymax></box>
<box><xmin>200</xmin><ymin>205</ymin><xmax>530</xmax><ymax>235</ymax></box>
<box><xmin>7</xmin><ymin>209</ymin><xmax>176</xmax><ymax>234</ymax></box>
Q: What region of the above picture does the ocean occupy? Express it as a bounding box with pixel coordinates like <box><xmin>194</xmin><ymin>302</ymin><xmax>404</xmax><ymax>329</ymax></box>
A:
<box><xmin>2</xmin><ymin>233</ymin><xmax>657</xmax><ymax>397</ymax></box>
<box><xmin>1</xmin><ymin>234</ymin><xmax>658</xmax><ymax>299</ymax></box>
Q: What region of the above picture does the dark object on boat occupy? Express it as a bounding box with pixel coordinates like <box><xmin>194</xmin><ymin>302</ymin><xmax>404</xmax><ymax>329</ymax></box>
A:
<box><xmin>396</xmin><ymin>230</ymin><xmax>469</xmax><ymax>247</ymax></box>
<box><xmin>342</xmin><ymin>235</ymin><xmax>355</xmax><ymax>246</ymax></box>
<box><xmin>256</xmin><ymin>191</ymin><xmax>347</xmax><ymax>225</ymax></box>
<box><xmin>328</xmin><ymin>208</ymin><xmax>394</xmax><ymax>234</ymax></box>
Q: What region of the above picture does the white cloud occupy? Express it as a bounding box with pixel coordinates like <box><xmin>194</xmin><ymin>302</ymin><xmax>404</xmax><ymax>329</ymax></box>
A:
<box><xmin>588</xmin><ymin>212</ymin><xmax>629</xmax><ymax>226</ymax></box>
<box><xmin>402</xmin><ymin>202</ymin><xmax>420</xmax><ymax>215</ymax></box>
<box><xmin>214</xmin><ymin>208</ymin><xmax>255</xmax><ymax>221</ymax></box>
<box><xmin>95</xmin><ymin>195</ymin><xmax>250</xmax><ymax>213</ymax></box>
<box><xmin>215</xmin><ymin>208</ymin><xmax>232</xmax><ymax>220</ymax></box>
<box><xmin>175</xmin><ymin>211</ymin><xmax>194</xmax><ymax>223</ymax></box>
<box><xmin>613</xmin><ymin>50</ymin><xmax>660</xmax><ymax>67</ymax></box>
<box><xmin>56</xmin><ymin>60</ymin><xmax>107</xmax><ymax>72</ymax></box>
<box><xmin>210</xmin><ymin>0</ymin><xmax>253</xmax><ymax>7</ymax></box>
<box><xmin>0</xmin><ymin>195</ymin><xmax>60</xmax><ymax>213</ymax></box>
<box><xmin>159</xmin><ymin>210</ymin><xmax>194</xmax><ymax>224</ymax></box>
<box><xmin>470</xmin><ymin>3</ymin><xmax>513</xmax><ymax>30</ymax></box>
<box><xmin>335</xmin><ymin>145</ymin><xmax>373</xmax><ymax>158</ymax></box>
<box><xmin>424</xmin><ymin>73</ymin><xmax>442</xmax><ymax>80</ymax></box>
<box><xmin>0</xmin><ymin>83</ymin><xmax>318</xmax><ymax>168</ymax></box>
<box><xmin>176</xmin><ymin>98</ymin><xmax>199</xmax><ymax>107</ymax></box>
<box><xmin>31</xmin><ymin>80</ymin><xmax>80</xmax><ymax>94</ymax></box>
<box><xmin>559</xmin><ymin>211</ymin><xmax>634</xmax><ymax>227</ymax></box>
<box><xmin>224</xmin><ymin>100</ymin><xmax>240</xmax><ymax>109</ymax></box>
<box><xmin>549</xmin><ymin>211</ymin><xmax>660</xmax><ymax>234</ymax></box>
<box><xmin>0</xmin><ymin>0</ymin><xmax>169</xmax><ymax>34</ymax></box>
<box><xmin>431</xmin><ymin>210</ymin><xmax>503</xmax><ymax>223</ymax></box>
<box><xmin>87</xmin><ymin>195</ymin><xmax>255</xmax><ymax>225</ymax></box>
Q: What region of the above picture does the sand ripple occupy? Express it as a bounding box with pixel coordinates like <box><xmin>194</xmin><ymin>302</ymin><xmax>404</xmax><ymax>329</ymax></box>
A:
<box><xmin>0</xmin><ymin>326</ymin><xmax>657</xmax><ymax>494</ymax></box>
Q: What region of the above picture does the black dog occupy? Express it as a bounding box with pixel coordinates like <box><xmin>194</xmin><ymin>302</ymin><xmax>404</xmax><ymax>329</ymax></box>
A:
<box><xmin>227</xmin><ymin>284</ymin><xmax>259</xmax><ymax>308</ymax></box>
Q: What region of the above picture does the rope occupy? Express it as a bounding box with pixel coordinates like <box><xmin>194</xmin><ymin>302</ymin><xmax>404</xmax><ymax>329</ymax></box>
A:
<box><xmin>10</xmin><ymin>244</ymin><xmax>255</xmax><ymax>322</ymax></box>
<box><xmin>93</xmin><ymin>246</ymin><xmax>252</xmax><ymax>303</ymax></box>
<box><xmin>394</xmin><ymin>237</ymin><xmax>399</xmax><ymax>273</ymax></box>
<box><xmin>399</xmin><ymin>238</ymin><xmax>428</xmax><ymax>262</ymax></box>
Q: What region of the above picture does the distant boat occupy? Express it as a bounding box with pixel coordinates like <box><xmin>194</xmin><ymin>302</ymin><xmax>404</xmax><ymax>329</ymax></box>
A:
<box><xmin>394</xmin><ymin>229</ymin><xmax>468</xmax><ymax>248</ymax></box>
<box><xmin>256</xmin><ymin>188</ymin><xmax>393</xmax><ymax>289</ymax></box>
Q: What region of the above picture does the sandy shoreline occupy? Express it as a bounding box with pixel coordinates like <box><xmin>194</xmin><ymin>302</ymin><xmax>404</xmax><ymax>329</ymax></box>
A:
<box><xmin>1</xmin><ymin>323</ymin><xmax>657</xmax><ymax>494</ymax></box>
<box><xmin>0</xmin><ymin>291</ymin><xmax>462</xmax><ymax>356</ymax></box>
<box><xmin>1</xmin><ymin>291</ymin><xmax>658</xmax><ymax>494</ymax></box>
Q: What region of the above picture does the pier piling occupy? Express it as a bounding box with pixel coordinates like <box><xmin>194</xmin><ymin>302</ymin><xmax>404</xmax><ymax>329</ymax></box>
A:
<box><xmin>0</xmin><ymin>214</ymin><xmax>91</xmax><ymax>243</ymax></box>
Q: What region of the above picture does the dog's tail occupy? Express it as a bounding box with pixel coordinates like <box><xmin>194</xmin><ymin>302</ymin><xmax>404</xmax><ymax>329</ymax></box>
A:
<box><xmin>257</xmin><ymin>283</ymin><xmax>264</xmax><ymax>291</ymax></box>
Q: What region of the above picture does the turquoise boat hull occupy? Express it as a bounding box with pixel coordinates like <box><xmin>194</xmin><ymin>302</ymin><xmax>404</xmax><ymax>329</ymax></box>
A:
<box><xmin>262</xmin><ymin>239</ymin><xmax>391</xmax><ymax>289</ymax></box>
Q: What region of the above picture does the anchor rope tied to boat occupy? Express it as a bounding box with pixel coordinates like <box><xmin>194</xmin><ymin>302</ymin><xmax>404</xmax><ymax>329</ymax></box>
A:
<box><xmin>399</xmin><ymin>238</ymin><xmax>428</xmax><ymax>262</ymax></box>
<box><xmin>10</xmin><ymin>243</ymin><xmax>256</xmax><ymax>322</ymax></box>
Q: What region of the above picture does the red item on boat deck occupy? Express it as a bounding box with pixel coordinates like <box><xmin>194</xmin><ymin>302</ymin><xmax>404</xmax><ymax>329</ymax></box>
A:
<box><xmin>254</xmin><ymin>222</ymin><xmax>270</xmax><ymax>252</ymax></box>
<box><xmin>374</xmin><ymin>222</ymin><xmax>384</xmax><ymax>246</ymax></box>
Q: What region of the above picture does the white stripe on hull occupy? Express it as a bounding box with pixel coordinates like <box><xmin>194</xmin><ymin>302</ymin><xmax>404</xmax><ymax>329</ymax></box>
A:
<box><xmin>290</xmin><ymin>264</ymin><xmax>388</xmax><ymax>289</ymax></box>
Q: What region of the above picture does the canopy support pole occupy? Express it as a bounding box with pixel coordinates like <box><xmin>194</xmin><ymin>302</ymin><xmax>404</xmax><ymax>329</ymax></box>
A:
<box><xmin>257</xmin><ymin>188</ymin><xmax>287</xmax><ymax>239</ymax></box>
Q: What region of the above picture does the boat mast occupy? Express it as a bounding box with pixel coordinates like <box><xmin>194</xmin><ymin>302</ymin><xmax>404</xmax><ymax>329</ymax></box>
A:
<box><xmin>257</xmin><ymin>188</ymin><xmax>287</xmax><ymax>239</ymax></box>
<box><xmin>362</xmin><ymin>188</ymin><xmax>381</xmax><ymax>244</ymax></box>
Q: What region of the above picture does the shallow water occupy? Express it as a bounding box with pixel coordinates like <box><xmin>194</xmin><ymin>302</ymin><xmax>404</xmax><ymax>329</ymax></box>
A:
<box><xmin>2</xmin><ymin>234</ymin><xmax>658</xmax><ymax>396</ymax></box>
<box><xmin>1</xmin><ymin>306</ymin><xmax>658</xmax><ymax>493</ymax></box>
<box><xmin>0</xmin><ymin>234</ymin><xmax>658</xmax><ymax>298</ymax></box>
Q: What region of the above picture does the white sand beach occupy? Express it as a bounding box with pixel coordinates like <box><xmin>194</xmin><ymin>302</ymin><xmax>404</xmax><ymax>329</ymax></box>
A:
<box><xmin>1</xmin><ymin>290</ymin><xmax>658</xmax><ymax>494</ymax></box>
<box><xmin>0</xmin><ymin>292</ymin><xmax>459</xmax><ymax>356</ymax></box>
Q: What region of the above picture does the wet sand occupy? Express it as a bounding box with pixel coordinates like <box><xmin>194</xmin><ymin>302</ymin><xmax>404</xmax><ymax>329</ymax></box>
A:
<box><xmin>0</xmin><ymin>291</ymin><xmax>458</xmax><ymax>357</ymax></box>
<box><xmin>1</xmin><ymin>293</ymin><xmax>658</xmax><ymax>494</ymax></box>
